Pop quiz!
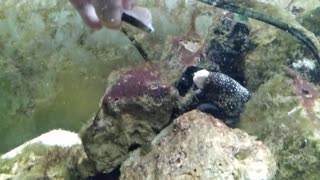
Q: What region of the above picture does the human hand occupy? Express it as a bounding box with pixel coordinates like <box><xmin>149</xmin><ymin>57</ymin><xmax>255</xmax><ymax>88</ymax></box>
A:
<box><xmin>69</xmin><ymin>0</ymin><xmax>153</xmax><ymax>32</ymax></box>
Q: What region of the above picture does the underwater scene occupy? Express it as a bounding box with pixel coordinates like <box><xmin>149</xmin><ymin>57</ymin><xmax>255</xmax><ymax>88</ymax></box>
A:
<box><xmin>1</xmin><ymin>0</ymin><xmax>320</xmax><ymax>179</ymax></box>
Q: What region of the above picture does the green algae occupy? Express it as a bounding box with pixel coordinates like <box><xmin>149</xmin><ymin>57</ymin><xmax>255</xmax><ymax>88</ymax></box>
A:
<box><xmin>240</xmin><ymin>74</ymin><xmax>300</xmax><ymax>134</ymax></box>
<box><xmin>245</xmin><ymin>23</ymin><xmax>308</xmax><ymax>90</ymax></box>
<box><xmin>233</xmin><ymin>3</ymin><xmax>320</xmax><ymax>178</ymax></box>
<box><xmin>240</xmin><ymin>74</ymin><xmax>320</xmax><ymax>180</ymax></box>
<box><xmin>300</xmin><ymin>7</ymin><xmax>320</xmax><ymax>36</ymax></box>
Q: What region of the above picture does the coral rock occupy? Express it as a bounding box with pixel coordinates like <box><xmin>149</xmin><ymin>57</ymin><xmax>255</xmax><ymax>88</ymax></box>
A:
<box><xmin>120</xmin><ymin>110</ymin><xmax>276</xmax><ymax>180</ymax></box>
<box><xmin>0</xmin><ymin>130</ymin><xmax>93</xmax><ymax>180</ymax></box>
<box><xmin>81</xmin><ymin>64</ymin><xmax>178</xmax><ymax>173</ymax></box>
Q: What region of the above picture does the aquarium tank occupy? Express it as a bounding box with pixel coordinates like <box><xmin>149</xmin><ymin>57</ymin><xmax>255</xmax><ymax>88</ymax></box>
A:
<box><xmin>1</xmin><ymin>0</ymin><xmax>320</xmax><ymax>179</ymax></box>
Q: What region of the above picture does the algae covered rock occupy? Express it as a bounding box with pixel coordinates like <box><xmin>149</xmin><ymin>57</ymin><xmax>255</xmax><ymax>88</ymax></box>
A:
<box><xmin>80</xmin><ymin>64</ymin><xmax>179</xmax><ymax>173</ymax></box>
<box><xmin>300</xmin><ymin>7</ymin><xmax>320</xmax><ymax>36</ymax></box>
<box><xmin>121</xmin><ymin>110</ymin><xmax>276</xmax><ymax>180</ymax></box>
<box><xmin>0</xmin><ymin>129</ymin><xmax>94</xmax><ymax>180</ymax></box>
<box><xmin>240</xmin><ymin>73</ymin><xmax>320</xmax><ymax>179</ymax></box>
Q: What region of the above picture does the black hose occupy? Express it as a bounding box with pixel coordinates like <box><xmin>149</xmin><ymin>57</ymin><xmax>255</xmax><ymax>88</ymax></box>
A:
<box><xmin>197</xmin><ymin>0</ymin><xmax>320</xmax><ymax>61</ymax></box>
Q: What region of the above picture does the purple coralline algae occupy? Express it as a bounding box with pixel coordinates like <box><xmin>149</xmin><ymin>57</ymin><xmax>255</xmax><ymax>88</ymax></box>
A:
<box><xmin>104</xmin><ymin>64</ymin><xmax>171</xmax><ymax>103</ymax></box>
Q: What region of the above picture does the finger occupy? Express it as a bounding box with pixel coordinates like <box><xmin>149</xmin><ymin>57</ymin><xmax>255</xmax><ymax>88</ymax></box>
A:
<box><xmin>69</xmin><ymin>0</ymin><xmax>103</xmax><ymax>29</ymax></box>
<box><xmin>122</xmin><ymin>0</ymin><xmax>135</xmax><ymax>10</ymax></box>
<box><xmin>91</xmin><ymin>0</ymin><xmax>123</xmax><ymax>29</ymax></box>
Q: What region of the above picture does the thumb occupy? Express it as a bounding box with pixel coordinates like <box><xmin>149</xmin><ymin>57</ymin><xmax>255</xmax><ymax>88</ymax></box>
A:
<box><xmin>69</xmin><ymin>0</ymin><xmax>103</xmax><ymax>29</ymax></box>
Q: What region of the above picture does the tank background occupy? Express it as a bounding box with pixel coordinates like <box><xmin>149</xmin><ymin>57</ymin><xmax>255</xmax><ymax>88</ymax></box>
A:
<box><xmin>0</xmin><ymin>0</ymin><xmax>215</xmax><ymax>153</ymax></box>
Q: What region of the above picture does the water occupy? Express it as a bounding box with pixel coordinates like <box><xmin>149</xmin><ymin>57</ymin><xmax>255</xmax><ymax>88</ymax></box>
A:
<box><xmin>0</xmin><ymin>0</ymin><xmax>145</xmax><ymax>153</ymax></box>
<box><xmin>0</xmin><ymin>35</ymin><xmax>143</xmax><ymax>153</ymax></box>
<box><xmin>1</xmin><ymin>0</ymin><xmax>320</xmax><ymax>179</ymax></box>
<box><xmin>0</xmin><ymin>0</ymin><xmax>192</xmax><ymax>153</ymax></box>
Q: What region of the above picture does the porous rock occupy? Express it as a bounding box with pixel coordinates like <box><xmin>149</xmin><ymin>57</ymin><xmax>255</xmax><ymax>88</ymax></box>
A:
<box><xmin>0</xmin><ymin>129</ymin><xmax>93</xmax><ymax>180</ymax></box>
<box><xmin>120</xmin><ymin>110</ymin><xmax>276</xmax><ymax>180</ymax></box>
<box><xmin>80</xmin><ymin>64</ymin><xmax>179</xmax><ymax>173</ymax></box>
